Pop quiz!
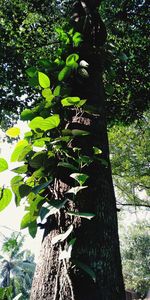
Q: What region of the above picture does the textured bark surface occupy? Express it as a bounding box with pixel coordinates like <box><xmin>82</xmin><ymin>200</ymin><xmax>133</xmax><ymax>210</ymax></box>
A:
<box><xmin>30</xmin><ymin>1</ymin><xmax>125</xmax><ymax>299</ymax></box>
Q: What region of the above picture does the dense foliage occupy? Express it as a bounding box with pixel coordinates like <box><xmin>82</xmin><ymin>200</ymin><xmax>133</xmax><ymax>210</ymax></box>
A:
<box><xmin>0</xmin><ymin>0</ymin><xmax>149</xmax><ymax>127</ymax></box>
<box><xmin>0</xmin><ymin>233</ymin><xmax>35</xmax><ymax>299</ymax></box>
<box><xmin>120</xmin><ymin>221</ymin><xmax>150</xmax><ymax>298</ymax></box>
<box><xmin>109</xmin><ymin>111</ymin><xmax>150</xmax><ymax>208</ymax></box>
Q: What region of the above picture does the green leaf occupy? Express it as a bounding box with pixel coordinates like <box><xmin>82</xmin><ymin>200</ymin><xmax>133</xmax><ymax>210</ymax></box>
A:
<box><xmin>0</xmin><ymin>188</ymin><xmax>12</xmax><ymax>211</ymax></box>
<box><xmin>72</xmin><ymin>129</ymin><xmax>90</xmax><ymax>136</ymax></box>
<box><xmin>11</xmin><ymin>175</ymin><xmax>23</xmax><ymax>206</ymax></box>
<box><xmin>21</xmin><ymin>109</ymin><xmax>35</xmax><ymax>121</ymax></box>
<box><xmin>17</xmin><ymin>145</ymin><xmax>32</xmax><ymax>161</ymax></box>
<box><xmin>70</xmin><ymin>173</ymin><xmax>89</xmax><ymax>186</ymax></box>
<box><xmin>72</xmin><ymin>259</ymin><xmax>96</xmax><ymax>282</ymax></box>
<box><xmin>11</xmin><ymin>140</ymin><xmax>28</xmax><ymax>162</ymax></box>
<box><xmin>11</xmin><ymin>165</ymin><xmax>28</xmax><ymax>174</ymax></box>
<box><xmin>61</xmin><ymin>97</ymin><xmax>80</xmax><ymax>107</ymax></box>
<box><xmin>28</xmin><ymin>221</ymin><xmax>37</xmax><ymax>238</ymax></box>
<box><xmin>6</xmin><ymin>127</ymin><xmax>20</xmax><ymax>138</ymax></box>
<box><xmin>0</xmin><ymin>158</ymin><xmax>8</xmax><ymax>172</ymax></box>
<box><xmin>66</xmin><ymin>186</ymin><xmax>88</xmax><ymax>195</ymax></box>
<box><xmin>66</xmin><ymin>53</ymin><xmax>79</xmax><ymax>67</ymax></box>
<box><xmin>76</xmin><ymin>99</ymin><xmax>87</xmax><ymax>107</ymax></box>
<box><xmin>67</xmin><ymin>211</ymin><xmax>95</xmax><ymax>220</ymax></box>
<box><xmin>58</xmin><ymin>162</ymin><xmax>78</xmax><ymax>171</ymax></box>
<box><xmin>19</xmin><ymin>184</ymin><xmax>32</xmax><ymax>198</ymax></box>
<box><xmin>29</xmin><ymin>115</ymin><xmax>60</xmax><ymax>131</ymax></box>
<box><xmin>26</xmin><ymin>67</ymin><xmax>37</xmax><ymax>78</ymax></box>
<box><xmin>32</xmin><ymin>179</ymin><xmax>52</xmax><ymax>194</ymax></box>
<box><xmin>38</xmin><ymin>72</ymin><xmax>50</xmax><ymax>88</ymax></box>
<box><xmin>51</xmin><ymin>225</ymin><xmax>73</xmax><ymax>245</ymax></box>
<box><xmin>73</xmin><ymin>32</ymin><xmax>83</xmax><ymax>47</ymax></box>
<box><xmin>42</xmin><ymin>88</ymin><xmax>53</xmax><ymax>99</ymax></box>
<box><xmin>54</xmin><ymin>85</ymin><xmax>61</xmax><ymax>96</ymax></box>
<box><xmin>20</xmin><ymin>212</ymin><xmax>36</xmax><ymax>229</ymax></box>
<box><xmin>58</xmin><ymin>66</ymin><xmax>71</xmax><ymax>81</ymax></box>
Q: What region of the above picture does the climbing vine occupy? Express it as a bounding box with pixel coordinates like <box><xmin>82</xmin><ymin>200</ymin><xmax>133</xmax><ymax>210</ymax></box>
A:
<box><xmin>0</xmin><ymin>29</ymin><xmax>104</xmax><ymax>277</ymax></box>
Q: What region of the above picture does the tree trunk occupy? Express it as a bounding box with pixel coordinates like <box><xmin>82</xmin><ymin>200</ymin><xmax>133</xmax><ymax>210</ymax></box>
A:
<box><xmin>30</xmin><ymin>1</ymin><xmax>125</xmax><ymax>299</ymax></box>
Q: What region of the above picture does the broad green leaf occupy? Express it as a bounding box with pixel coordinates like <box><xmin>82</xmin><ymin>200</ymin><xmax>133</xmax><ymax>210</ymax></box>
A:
<box><xmin>28</xmin><ymin>221</ymin><xmax>37</xmax><ymax>238</ymax></box>
<box><xmin>42</xmin><ymin>88</ymin><xmax>53</xmax><ymax>99</ymax></box>
<box><xmin>72</xmin><ymin>259</ymin><xmax>96</xmax><ymax>282</ymax></box>
<box><xmin>0</xmin><ymin>188</ymin><xmax>12</xmax><ymax>211</ymax></box>
<box><xmin>11</xmin><ymin>175</ymin><xmax>23</xmax><ymax>206</ymax></box>
<box><xmin>66</xmin><ymin>186</ymin><xmax>88</xmax><ymax>195</ymax></box>
<box><xmin>70</xmin><ymin>173</ymin><xmax>89</xmax><ymax>186</ymax></box>
<box><xmin>0</xmin><ymin>158</ymin><xmax>8</xmax><ymax>172</ymax></box>
<box><xmin>29</xmin><ymin>115</ymin><xmax>60</xmax><ymax>131</ymax></box>
<box><xmin>54</xmin><ymin>85</ymin><xmax>61</xmax><ymax>96</ymax></box>
<box><xmin>32</xmin><ymin>179</ymin><xmax>53</xmax><ymax>194</ymax></box>
<box><xmin>17</xmin><ymin>145</ymin><xmax>32</xmax><ymax>161</ymax></box>
<box><xmin>6</xmin><ymin>127</ymin><xmax>20</xmax><ymax>138</ymax></box>
<box><xmin>67</xmin><ymin>211</ymin><xmax>95</xmax><ymax>220</ymax></box>
<box><xmin>76</xmin><ymin>99</ymin><xmax>87</xmax><ymax>107</ymax></box>
<box><xmin>58</xmin><ymin>162</ymin><xmax>78</xmax><ymax>171</ymax></box>
<box><xmin>33</xmin><ymin>137</ymin><xmax>50</xmax><ymax>147</ymax></box>
<box><xmin>38</xmin><ymin>72</ymin><xmax>50</xmax><ymax>88</ymax></box>
<box><xmin>29</xmin><ymin>116</ymin><xmax>43</xmax><ymax>131</ymax></box>
<box><xmin>11</xmin><ymin>140</ymin><xmax>28</xmax><ymax>162</ymax></box>
<box><xmin>72</xmin><ymin>129</ymin><xmax>90</xmax><ymax>136</ymax></box>
<box><xmin>51</xmin><ymin>225</ymin><xmax>73</xmax><ymax>245</ymax></box>
<box><xmin>66</xmin><ymin>53</ymin><xmax>79</xmax><ymax>67</ymax></box>
<box><xmin>11</xmin><ymin>165</ymin><xmax>28</xmax><ymax>174</ymax></box>
<box><xmin>19</xmin><ymin>184</ymin><xmax>32</xmax><ymax>198</ymax></box>
<box><xmin>58</xmin><ymin>66</ymin><xmax>71</xmax><ymax>81</ymax></box>
<box><xmin>21</xmin><ymin>109</ymin><xmax>35</xmax><ymax>121</ymax></box>
<box><xmin>20</xmin><ymin>213</ymin><xmax>36</xmax><ymax>229</ymax></box>
<box><xmin>61</xmin><ymin>97</ymin><xmax>80</xmax><ymax>107</ymax></box>
<box><xmin>26</xmin><ymin>67</ymin><xmax>37</xmax><ymax>77</ymax></box>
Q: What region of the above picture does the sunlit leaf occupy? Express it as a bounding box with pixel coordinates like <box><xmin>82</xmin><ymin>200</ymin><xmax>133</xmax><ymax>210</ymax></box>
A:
<box><xmin>29</xmin><ymin>115</ymin><xmax>60</xmax><ymax>131</ymax></box>
<box><xmin>0</xmin><ymin>188</ymin><xmax>12</xmax><ymax>211</ymax></box>
<box><xmin>38</xmin><ymin>72</ymin><xmax>50</xmax><ymax>88</ymax></box>
<box><xmin>42</xmin><ymin>88</ymin><xmax>53</xmax><ymax>99</ymax></box>
<box><xmin>61</xmin><ymin>97</ymin><xmax>80</xmax><ymax>107</ymax></box>
<box><xmin>70</xmin><ymin>173</ymin><xmax>89</xmax><ymax>186</ymax></box>
<box><xmin>66</xmin><ymin>186</ymin><xmax>88</xmax><ymax>195</ymax></box>
<box><xmin>6</xmin><ymin>127</ymin><xmax>20</xmax><ymax>138</ymax></box>
<box><xmin>66</xmin><ymin>53</ymin><xmax>79</xmax><ymax>67</ymax></box>
<box><xmin>0</xmin><ymin>158</ymin><xmax>8</xmax><ymax>172</ymax></box>
<box><xmin>20</xmin><ymin>213</ymin><xmax>36</xmax><ymax>229</ymax></box>
<box><xmin>11</xmin><ymin>140</ymin><xmax>28</xmax><ymax>162</ymax></box>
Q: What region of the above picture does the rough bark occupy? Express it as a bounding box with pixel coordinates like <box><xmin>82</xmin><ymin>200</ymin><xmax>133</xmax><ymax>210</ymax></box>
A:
<box><xmin>30</xmin><ymin>1</ymin><xmax>125</xmax><ymax>299</ymax></box>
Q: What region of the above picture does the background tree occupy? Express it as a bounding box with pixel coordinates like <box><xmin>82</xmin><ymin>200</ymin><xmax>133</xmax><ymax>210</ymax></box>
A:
<box><xmin>120</xmin><ymin>221</ymin><xmax>150</xmax><ymax>299</ymax></box>
<box><xmin>109</xmin><ymin>111</ymin><xmax>150</xmax><ymax>209</ymax></box>
<box><xmin>0</xmin><ymin>233</ymin><xmax>35</xmax><ymax>300</ymax></box>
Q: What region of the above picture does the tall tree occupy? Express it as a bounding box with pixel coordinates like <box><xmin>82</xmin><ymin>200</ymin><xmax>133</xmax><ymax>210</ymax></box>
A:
<box><xmin>28</xmin><ymin>1</ymin><xmax>125</xmax><ymax>299</ymax></box>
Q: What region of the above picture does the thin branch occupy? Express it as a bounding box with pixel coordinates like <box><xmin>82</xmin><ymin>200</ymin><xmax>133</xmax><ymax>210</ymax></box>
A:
<box><xmin>117</xmin><ymin>202</ymin><xmax>150</xmax><ymax>208</ymax></box>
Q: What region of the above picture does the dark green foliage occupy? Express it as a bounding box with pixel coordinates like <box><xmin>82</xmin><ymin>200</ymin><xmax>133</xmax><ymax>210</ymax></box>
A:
<box><xmin>0</xmin><ymin>0</ymin><xmax>149</xmax><ymax>127</ymax></box>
